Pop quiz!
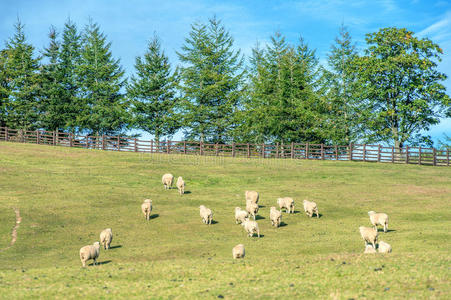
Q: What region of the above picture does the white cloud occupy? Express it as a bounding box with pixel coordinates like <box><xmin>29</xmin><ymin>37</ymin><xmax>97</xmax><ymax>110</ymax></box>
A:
<box><xmin>417</xmin><ymin>11</ymin><xmax>451</xmax><ymax>42</ymax></box>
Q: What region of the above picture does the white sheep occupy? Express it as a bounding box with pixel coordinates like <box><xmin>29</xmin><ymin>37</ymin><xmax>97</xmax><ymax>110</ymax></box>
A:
<box><xmin>270</xmin><ymin>206</ymin><xmax>282</xmax><ymax>227</ymax></box>
<box><xmin>199</xmin><ymin>205</ymin><xmax>213</xmax><ymax>225</ymax></box>
<box><xmin>79</xmin><ymin>241</ymin><xmax>100</xmax><ymax>267</ymax></box>
<box><xmin>277</xmin><ymin>197</ymin><xmax>294</xmax><ymax>214</ymax></box>
<box><xmin>368</xmin><ymin>211</ymin><xmax>389</xmax><ymax>233</ymax></box>
<box><xmin>246</xmin><ymin>200</ymin><xmax>259</xmax><ymax>220</ymax></box>
<box><xmin>141</xmin><ymin>199</ymin><xmax>152</xmax><ymax>221</ymax></box>
<box><xmin>99</xmin><ymin>228</ymin><xmax>113</xmax><ymax>250</ymax></box>
<box><xmin>241</xmin><ymin>218</ymin><xmax>260</xmax><ymax>237</ymax></box>
<box><xmin>245</xmin><ymin>191</ymin><xmax>259</xmax><ymax>205</ymax></box>
<box><xmin>303</xmin><ymin>200</ymin><xmax>319</xmax><ymax>218</ymax></box>
<box><xmin>235</xmin><ymin>207</ymin><xmax>249</xmax><ymax>224</ymax></box>
<box><xmin>377</xmin><ymin>241</ymin><xmax>392</xmax><ymax>253</ymax></box>
<box><xmin>176</xmin><ymin>176</ymin><xmax>185</xmax><ymax>195</ymax></box>
<box><xmin>232</xmin><ymin>244</ymin><xmax>245</xmax><ymax>259</ymax></box>
<box><xmin>364</xmin><ymin>244</ymin><xmax>377</xmax><ymax>254</ymax></box>
<box><xmin>162</xmin><ymin>173</ymin><xmax>174</xmax><ymax>190</ymax></box>
<box><xmin>359</xmin><ymin>226</ymin><xmax>378</xmax><ymax>249</ymax></box>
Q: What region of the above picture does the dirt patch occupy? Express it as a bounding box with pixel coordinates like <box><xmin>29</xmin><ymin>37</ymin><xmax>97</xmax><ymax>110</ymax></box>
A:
<box><xmin>0</xmin><ymin>208</ymin><xmax>21</xmax><ymax>252</ymax></box>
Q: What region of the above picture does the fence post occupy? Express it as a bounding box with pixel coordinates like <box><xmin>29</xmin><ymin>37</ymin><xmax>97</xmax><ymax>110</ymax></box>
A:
<box><xmin>262</xmin><ymin>144</ymin><xmax>265</xmax><ymax>158</ymax></box>
<box><xmin>363</xmin><ymin>144</ymin><xmax>366</xmax><ymax>162</ymax></box>
<box><xmin>134</xmin><ymin>138</ymin><xmax>138</xmax><ymax>152</ymax></box>
<box><xmin>377</xmin><ymin>144</ymin><xmax>381</xmax><ymax>162</ymax></box>
<box><xmin>4</xmin><ymin>127</ymin><xmax>8</xmax><ymax>141</ymax></box>
<box><xmin>69</xmin><ymin>133</ymin><xmax>73</xmax><ymax>147</ymax></box>
<box><xmin>232</xmin><ymin>142</ymin><xmax>235</xmax><ymax>157</ymax></box>
<box><xmin>335</xmin><ymin>145</ymin><xmax>338</xmax><ymax>160</ymax></box>
<box><xmin>349</xmin><ymin>143</ymin><xmax>353</xmax><ymax>161</ymax></box>
<box><xmin>291</xmin><ymin>142</ymin><xmax>294</xmax><ymax>159</ymax></box>
<box><xmin>215</xmin><ymin>143</ymin><xmax>219</xmax><ymax>156</ymax></box>
<box><xmin>102</xmin><ymin>135</ymin><xmax>105</xmax><ymax>150</ymax></box>
<box><xmin>418</xmin><ymin>146</ymin><xmax>422</xmax><ymax>165</ymax></box>
<box><xmin>52</xmin><ymin>131</ymin><xmax>56</xmax><ymax>145</ymax></box>
<box><xmin>405</xmin><ymin>146</ymin><xmax>409</xmax><ymax>164</ymax></box>
<box><xmin>200</xmin><ymin>141</ymin><xmax>203</xmax><ymax>156</ymax></box>
<box><xmin>433</xmin><ymin>148</ymin><xmax>437</xmax><ymax>166</ymax></box>
<box><xmin>117</xmin><ymin>136</ymin><xmax>120</xmax><ymax>151</ymax></box>
<box><xmin>151</xmin><ymin>140</ymin><xmax>153</xmax><ymax>153</ymax></box>
<box><xmin>321</xmin><ymin>143</ymin><xmax>324</xmax><ymax>160</ymax></box>
<box><xmin>306</xmin><ymin>143</ymin><xmax>309</xmax><ymax>159</ymax></box>
<box><xmin>167</xmin><ymin>140</ymin><xmax>170</xmax><ymax>154</ymax></box>
<box><xmin>183</xmin><ymin>141</ymin><xmax>187</xmax><ymax>154</ymax></box>
<box><xmin>391</xmin><ymin>146</ymin><xmax>394</xmax><ymax>163</ymax></box>
<box><xmin>36</xmin><ymin>130</ymin><xmax>40</xmax><ymax>144</ymax></box>
<box><xmin>447</xmin><ymin>148</ymin><xmax>449</xmax><ymax>166</ymax></box>
<box><xmin>247</xmin><ymin>143</ymin><xmax>250</xmax><ymax>158</ymax></box>
<box><xmin>276</xmin><ymin>142</ymin><xmax>279</xmax><ymax>158</ymax></box>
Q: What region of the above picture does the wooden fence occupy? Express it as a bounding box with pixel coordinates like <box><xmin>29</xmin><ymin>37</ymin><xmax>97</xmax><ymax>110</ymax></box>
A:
<box><xmin>0</xmin><ymin>127</ymin><xmax>449</xmax><ymax>167</ymax></box>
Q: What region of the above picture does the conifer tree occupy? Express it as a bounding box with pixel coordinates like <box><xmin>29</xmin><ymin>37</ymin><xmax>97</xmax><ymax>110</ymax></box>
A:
<box><xmin>0</xmin><ymin>48</ymin><xmax>10</xmax><ymax>128</ymax></box>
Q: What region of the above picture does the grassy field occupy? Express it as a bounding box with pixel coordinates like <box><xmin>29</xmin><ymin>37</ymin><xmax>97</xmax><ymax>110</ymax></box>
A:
<box><xmin>0</xmin><ymin>141</ymin><xmax>450</xmax><ymax>299</ymax></box>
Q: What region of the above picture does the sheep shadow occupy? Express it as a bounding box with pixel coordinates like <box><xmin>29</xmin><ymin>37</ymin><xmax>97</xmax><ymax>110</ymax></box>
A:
<box><xmin>210</xmin><ymin>220</ymin><xmax>219</xmax><ymax>225</ymax></box>
<box><xmin>109</xmin><ymin>245</ymin><xmax>122</xmax><ymax>249</ymax></box>
<box><xmin>258</xmin><ymin>205</ymin><xmax>266</xmax><ymax>208</ymax></box>
<box><xmin>378</xmin><ymin>229</ymin><xmax>395</xmax><ymax>233</ymax></box>
<box><xmin>149</xmin><ymin>214</ymin><xmax>159</xmax><ymax>220</ymax></box>
<box><xmin>255</xmin><ymin>215</ymin><xmax>265</xmax><ymax>220</ymax></box>
<box><xmin>279</xmin><ymin>222</ymin><xmax>288</xmax><ymax>227</ymax></box>
<box><xmin>89</xmin><ymin>260</ymin><xmax>112</xmax><ymax>266</ymax></box>
<box><xmin>183</xmin><ymin>191</ymin><xmax>192</xmax><ymax>194</ymax></box>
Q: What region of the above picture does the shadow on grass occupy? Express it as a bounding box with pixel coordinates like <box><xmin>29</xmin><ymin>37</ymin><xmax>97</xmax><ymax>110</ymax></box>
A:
<box><xmin>89</xmin><ymin>260</ymin><xmax>112</xmax><ymax>266</ymax></box>
<box><xmin>149</xmin><ymin>214</ymin><xmax>159</xmax><ymax>220</ymax></box>
<box><xmin>109</xmin><ymin>245</ymin><xmax>122</xmax><ymax>249</ymax></box>
<box><xmin>279</xmin><ymin>222</ymin><xmax>288</xmax><ymax>227</ymax></box>
<box><xmin>258</xmin><ymin>205</ymin><xmax>266</xmax><ymax>208</ymax></box>
<box><xmin>183</xmin><ymin>191</ymin><xmax>192</xmax><ymax>194</ymax></box>
<box><xmin>210</xmin><ymin>220</ymin><xmax>219</xmax><ymax>225</ymax></box>
<box><xmin>255</xmin><ymin>215</ymin><xmax>265</xmax><ymax>220</ymax></box>
<box><xmin>379</xmin><ymin>229</ymin><xmax>395</xmax><ymax>233</ymax></box>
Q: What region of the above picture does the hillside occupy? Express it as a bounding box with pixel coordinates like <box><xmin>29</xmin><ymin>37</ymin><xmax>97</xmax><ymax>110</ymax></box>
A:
<box><xmin>0</xmin><ymin>142</ymin><xmax>450</xmax><ymax>299</ymax></box>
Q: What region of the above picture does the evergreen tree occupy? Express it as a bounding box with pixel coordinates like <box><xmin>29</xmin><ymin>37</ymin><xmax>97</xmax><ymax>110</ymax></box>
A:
<box><xmin>177</xmin><ymin>16</ymin><xmax>244</xmax><ymax>143</ymax></box>
<box><xmin>127</xmin><ymin>34</ymin><xmax>180</xmax><ymax>143</ymax></box>
<box><xmin>3</xmin><ymin>20</ymin><xmax>41</xmax><ymax>130</ymax></box>
<box><xmin>352</xmin><ymin>27</ymin><xmax>450</xmax><ymax>148</ymax></box>
<box><xmin>0</xmin><ymin>48</ymin><xmax>10</xmax><ymax>128</ymax></box>
<box><xmin>77</xmin><ymin>20</ymin><xmax>129</xmax><ymax>135</ymax></box>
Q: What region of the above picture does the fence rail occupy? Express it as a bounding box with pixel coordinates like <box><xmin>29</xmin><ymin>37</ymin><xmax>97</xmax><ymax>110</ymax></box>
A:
<box><xmin>0</xmin><ymin>127</ymin><xmax>449</xmax><ymax>167</ymax></box>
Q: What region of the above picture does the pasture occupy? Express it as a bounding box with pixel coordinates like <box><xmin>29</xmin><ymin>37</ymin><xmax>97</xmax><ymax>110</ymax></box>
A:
<box><xmin>0</xmin><ymin>142</ymin><xmax>450</xmax><ymax>299</ymax></box>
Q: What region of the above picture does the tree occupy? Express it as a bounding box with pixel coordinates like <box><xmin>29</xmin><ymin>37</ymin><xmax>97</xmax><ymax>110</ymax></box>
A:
<box><xmin>127</xmin><ymin>34</ymin><xmax>180</xmax><ymax>143</ymax></box>
<box><xmin>352</xmin><ymin>27</ymin><xmax>450</xmax><ymax>148</ymax></box>
<box><xmin>322</xmin><ymin>24</ymin><xmax>360</xmax><ymax>144</ymax></box>
<box><xmin>3</xmin><ymin>20</ymin><xmax>41</xmax><ymax>130</ymax></box>
<box><xmin>77</xmin><ymin>20</ymin><xmax>129</xmax><ymax>135</ymax></box>
<box><xmin>0</xmin><ymin>48</ymin><xmax>10</xmax><ymax>128</ymax></box>
<box><xmin>177</xmin><ymin>16</ymin><xmax>244</xmax><ymax>143</ymax></box>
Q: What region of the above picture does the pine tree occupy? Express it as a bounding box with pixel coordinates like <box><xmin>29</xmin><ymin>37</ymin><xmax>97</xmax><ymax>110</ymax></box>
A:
<box><xmin>127</xmin><ymin>34</ymin><xmax>180</xmax><ymax>143</ymax></box>
<box><xmin>3</xmin><ymin>20</ymin><xmax>41</xmax><ymax>130</ymax></box>
<box><xmin>77</xmin><ymin>20</ymin><xmax>129</xmax><ymax>135</ymax></box>
<box><xmin>0</xmin><ymin>48</ymin><xmax>10</xmax><ymax>128</ymax></box>
<box><xmin>177</xmin><ymin>16</ymin><xmax>244</xmax><ymax>143</ymax></box>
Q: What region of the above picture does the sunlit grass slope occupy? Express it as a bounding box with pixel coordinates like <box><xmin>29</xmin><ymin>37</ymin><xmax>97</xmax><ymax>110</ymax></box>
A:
<box><xmin>0</xmin><ymin>142</ymin><xmax>450</xmax><ymax>299</ymax></box>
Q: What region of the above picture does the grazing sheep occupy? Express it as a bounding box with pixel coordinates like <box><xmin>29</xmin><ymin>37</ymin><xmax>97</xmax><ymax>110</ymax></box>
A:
<box><xmin>235</xmin><ymin>207</ymin><xmax>249</xmax><ymax>224</ymax></box>
<box><xmin>245</xmin><ymin>191</ymin><xmax>259</xmax><ymax>205</ymax></box>
<box><xmin>368</xmin><ymin>211</ymin><xmax>389</xmax><ymax>233</ymax></box>
<box><xmin>359</xmin><ymin>226</ymin><xmax>378</xmax><ymax>249</ymax></box>
<box><xmin>176</xmin><ymin>177</ymin><xmax>185</xmax><ymax>195</ymax></box>
<box><xmin>377</xmin><ymin>241</ymin><xmax>392</xmax><ymax>253</ymax></box>
<box><xmin>162</xmin><ymin>173</ymin><xmax>174</xmax><ymax>190</ymax></box>
<box><xmin>99</xmin><ymin>228</ymin><xmax>113</xmax><ymax>250</ymax></box>
<box><xmin>364</xmin><ymin>244</ymin><xmax>377</xmax><ymax>254</ymax></box>
<box><xmin>199</xmin><ymin>205</ymin><xmax>213</xmax><ymax>225</ymax></box>
<box><xmin>246</xmin><ymin>200</ymin><xmax>259</xmax><ymax>220</ymax></box>
<box><xmin>232</xmin><ymin>244</ymin><xmax>245</xmax><ymax>259</ymax></box>
<box><xmin>141</xmin><ymin>199</ymin><xmax>152</xmax><ymax>221</ymax></box>
<box><xmin>277</xmin><ymin>197</ymin><xmax>294</xmax><ymax>214</ymax></box>
<box><xmin>303</xmin><ymin>200</ymin><xmax>319</xmax><ymax>218</ymax></box>
<box><xmin>79</xmin><ymin>242</ymin><xmax>100</xmax><ymax>267</ymax></box>
<box><xmin>270</xmin><ymin>206</ymin><xmax>282</xmax><ymax>227</ymax></box>
<box><xmin>241</xmin><ymin>219</ymin><xmax>260</xmax><ymax>238</ymax></box>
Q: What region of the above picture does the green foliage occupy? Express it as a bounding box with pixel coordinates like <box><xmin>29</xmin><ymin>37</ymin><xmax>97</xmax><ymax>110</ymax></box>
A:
<box><xmin>2</xmin><ymin>20</ymin><xmax>41</xmax><ymax>130</ymax></box>
<box><xmin>76</xmin><ymin>20</ymin><xmax>129</xmax><ymax>135</ymax></box>
<box><xmin>177</xmin><ymin>16</ymin><xmax>245</xmax><ymax>143</ymax></box>
<box><xmin>0</xmin><ymin>48</ymin><xmax>10</xmax><ymax>127</ymax></box>
<box><xmin>242</xmin><ymin>32</ymin><xmax>327</xmax><ymax>144</ymax></box>
<box><xmin>127</xmin><ymin>34</ymin><xmax>180</xmax><ymax>142</ymax></box>
<box><xmin>352</xmin><ymin>27</ymin><xmax>450</xmax><ymax>148</ymax></box>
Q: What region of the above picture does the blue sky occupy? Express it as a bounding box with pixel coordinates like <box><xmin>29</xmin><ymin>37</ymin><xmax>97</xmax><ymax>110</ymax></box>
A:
<box><xmin>0</xmin><ymin>0</ymin><xmax>450</xmax><ymax>143</ymax></box>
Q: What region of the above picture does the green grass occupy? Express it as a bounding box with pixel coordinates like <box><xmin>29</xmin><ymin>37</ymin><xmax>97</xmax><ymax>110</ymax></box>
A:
<box><xmin>0</xmin><ymin>141</ymin><xmax>450</xmax><ymax>299</ymax></box>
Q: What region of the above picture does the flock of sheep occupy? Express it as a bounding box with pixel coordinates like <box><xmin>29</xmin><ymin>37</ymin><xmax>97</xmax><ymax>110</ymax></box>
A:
<box><xmin>79</xmin><ymin>173</ymin><xmax>391</xmax><ymax>267</ymax></box>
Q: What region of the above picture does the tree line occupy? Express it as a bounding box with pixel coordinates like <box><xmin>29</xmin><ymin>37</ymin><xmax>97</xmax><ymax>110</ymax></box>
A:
<box><xmin>0</xmin><ymin>17</ymin><xmax>449</xmax><ymax>148</ymax></box>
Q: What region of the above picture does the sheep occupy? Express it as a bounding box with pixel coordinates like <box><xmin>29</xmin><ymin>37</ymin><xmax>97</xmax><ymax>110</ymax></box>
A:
<box><xmin>199</xmin><ymin>205</ymin><xmax>213</xmax><ymax>225</ymax></box>
<box><xmin>270</xmin><ymin>206</ymin><xmax>282</xmax><ymax>227</ymax></box>
<box><xmin>245</xmin><ymin>191</ymin><xmax>259</xmax><ymax>205</ymax></box>
<box><xmin>377</xmin><ymin>241</ymin><xmax>392</xmax><ymax>253</ymax></box>
<box><xmin>99</xmin><ymin>228</ymin><xmax>113</xmax><ymax>250</ymax></box>
<box><xmin>246</xmin><ymin>200</ymin><xmax>259</xmax><ymax>220</ymax></box>
<box><xmin>162</xmin><ymin>173</ymin><xmax>174</xmax><ymax>190</ymax></box>
<box><xmin>241</xmin><ymin>218</ymin><xmax>260</xmax><ymax>237</ymax></box>
<box><xmin>303</xmin><ymin>200</ymin><xmax>319</xmax><ymax>218</ymax></box>
<box><xmin>79</xmin><ymin>242</ymin><xmax>100</xmax><ymax>267</ymax></box>
<box><xmin>232</xmin><ymin>244</ymin><xmax>245</xmax><ymax>259</ymax></box>
<box><xmin>176</xmin><ymin>176</ymin><xmax>185</xmax><ymax>195</ymax></box>
<box><xmin>141</xmin><ymin>199</ymin><xmax>152</xmax><ymax>221</ymax></box>
<box><xmin>364</xmin><ymin>244</ymin><xmax>377</xmax><ymax>254</ymax></box>
<box><xmin>277</xmin><ymin>197</ymin><xmax>294</xmax><ymax>214</ymax></box>
<box><xmin>359</xmin><ymin>226</ymin><xmax>378</xmax><ymax>249</ymax></box>
<box><xmin>368</xmin><ymin>211</ymin><xmax>389</xmax><ymax>233</ymax></box>
<box><xmin>235</xmin><ymin>207</ymin><xmax>249</xmax><ymax>224</ymax></box>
